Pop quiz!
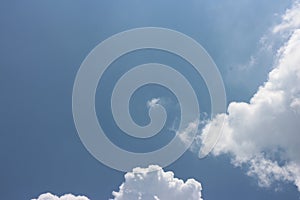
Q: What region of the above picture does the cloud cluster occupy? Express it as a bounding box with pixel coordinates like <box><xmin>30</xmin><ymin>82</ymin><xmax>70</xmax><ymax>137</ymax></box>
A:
<box><xmin>112</xmin><ymin>165</ymin><xmax>203</xmax><ymax>200</ymax></box>
<box><xmin>32</xmin><ymin>193</ymin><xmax>89</xmax><ymax>200</ymax></box>
<box><xmin>197</xmin><ymin>1</ymin><xmax>300</xmax><ymax>191</ymax></box>
<box><xmin>33</xmin><ymin>166</ymin><xmax>202</xmax><ymax>200</ymax></box>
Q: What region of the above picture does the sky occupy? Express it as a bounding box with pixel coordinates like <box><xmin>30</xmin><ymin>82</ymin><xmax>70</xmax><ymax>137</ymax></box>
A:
<box><xmin>1</xmin><ymin>0</ymin><xmax>300</xmax><ymax>199</ymax></box>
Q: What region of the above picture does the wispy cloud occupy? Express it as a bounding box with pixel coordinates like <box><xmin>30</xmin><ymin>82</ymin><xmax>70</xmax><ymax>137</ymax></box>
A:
<box><xmin>147</xmin><ymin>98</ymin><xmax>161</xmax><ymax>108</ymax></box>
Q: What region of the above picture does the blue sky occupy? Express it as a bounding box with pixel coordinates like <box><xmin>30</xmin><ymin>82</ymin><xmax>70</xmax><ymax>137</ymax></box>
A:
<box><xmin>1</xmin><ymin>0</ymin><xmax>300</xmax><ymax>199</ymax></box>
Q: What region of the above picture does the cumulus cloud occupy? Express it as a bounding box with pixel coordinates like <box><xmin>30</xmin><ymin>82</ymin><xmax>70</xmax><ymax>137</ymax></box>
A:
<box><xmin>194</xmin><ymin>1</ymin><xmax>300</xmax><ymax>191</ymax></box>
<box><xmin>178</xmin><ymin>119</ymin><xmax>200</xmax><ymax>147</ymax></box>
<box><xmin>32</xmin><ymin>193</ymin><xmax>89</xmax><ymax>200</ymax></box>
<box><xmin>112</xmin><ymin>165</ymin><xmax>203</xmax><ymax>200</ymax></box>
<box><xmin>33</xmin><ymin>166</ymin><xmax>203</xmax><ymax>200</ymax></box>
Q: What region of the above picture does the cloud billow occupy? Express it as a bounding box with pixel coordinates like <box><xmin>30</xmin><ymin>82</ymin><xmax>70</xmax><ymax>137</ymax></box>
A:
<box><xmin>112</xmin><ymin>165</ymin><xmax>203</xmax><ymax>200</ymax></box>
<box><xmin>32</xmin><ymin>193</ymin><xmax>89</xmax><ymax>200</ymax></box>
<box><xmin>33</xmin><ymin>166</ymin><xmax>203</xmax><ymax>200</ymax></box>
<box><xmin>197</xmin><ymin>1</ymin><xmax>300</xmax><ymax>191</ymax></box>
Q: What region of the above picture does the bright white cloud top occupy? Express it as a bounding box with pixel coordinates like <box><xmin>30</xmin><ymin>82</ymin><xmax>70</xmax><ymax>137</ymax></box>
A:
<box><xmin>32</xmin><ymin>193</ymin><xmax>89</xmax><ymax>200</ymax></box>
<box><xmin>197</xmin><ymin>1</ymin><xmax>300</xmax><ymax>191</ymax></box>
<box><xmin>112</xmin><ymin>165</ymin><xmax>203</xmax><ymax>200</ymax></box>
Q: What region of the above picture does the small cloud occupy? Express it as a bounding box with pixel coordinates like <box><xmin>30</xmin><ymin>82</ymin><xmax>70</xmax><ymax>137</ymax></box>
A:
<box><xmin>32</xmin><ymin>193</ymin><xmax>89</xmax><ymax>200</ymax></box>
<box><xmin>147</xmin><ymin>98</ymin><xmax>160</xmax><ymax>108</ymax></box>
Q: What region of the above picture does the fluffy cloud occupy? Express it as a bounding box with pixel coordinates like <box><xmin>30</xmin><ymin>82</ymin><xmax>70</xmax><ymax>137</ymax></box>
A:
<box><xmin>196</xmin><ymin>1</ymin><xmax>300</xmax><ymax>191</ymax></box>
<box><xmin>273</xmin><ymin>1</ymin><xmax>300</xmax><ymax>34</ymax></box>
<box><xmin>112</xmin><ymin>165</ymin><xmax>203</xmax><ymax>200</ymax></box>
<box><xmin>32</xmin><ymin>193</ymin><xmax>89</xmax><ymax>200</ymax></box>
<box><xmin>33</xmin><ymin>165</ymin><xmax>202</xmax><ymax>200</ymax></box>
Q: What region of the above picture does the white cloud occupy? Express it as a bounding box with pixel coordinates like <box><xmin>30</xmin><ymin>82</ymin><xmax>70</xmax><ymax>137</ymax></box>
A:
<box><xmin>194</xmin><ymin>1</ymin><xmax>300</xmax><ymax>191</ymax></box>
<box><xmin>273</xmin><ymin>1</ymin><xmax>300</xmax><ymax>34</ymax></box>
<box><xmin>178</xmin><ymin>119</ymin><xmax>200</xmax><ymax>147</ymax></box>
<box><xmin>32</xmin><ymin>193</ymin><xmax>89</xmax><ymax>200</ymax></box>
<box><xmin>112</xmin><ymin>165</ymin><xmax>203</xmax><ymax>200</ymax></box>
<box><xmin>33</xmin><ymin>166</ymin><xmax>203</xmax><ymax>200</ymax></box>
<box><xmin>147</xmin><ymin>98</ymin><xmax>160</xmax><ymax>108</ymax></box>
